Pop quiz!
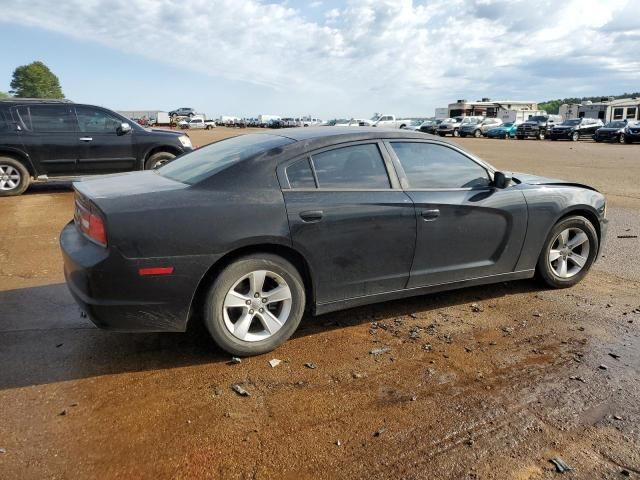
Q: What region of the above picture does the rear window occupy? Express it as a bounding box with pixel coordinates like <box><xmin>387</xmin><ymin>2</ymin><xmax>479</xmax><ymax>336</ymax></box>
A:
<box><xmin>158</xmin><ymin>134</ymin><xmax>293</xmax><ymax>185</ymax></box>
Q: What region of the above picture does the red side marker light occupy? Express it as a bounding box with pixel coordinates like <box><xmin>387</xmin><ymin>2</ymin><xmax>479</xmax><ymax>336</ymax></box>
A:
<box><xmin>139</xmin><ymin>267</ymin><xmax>174</xmax><ymax>276</ymax></box>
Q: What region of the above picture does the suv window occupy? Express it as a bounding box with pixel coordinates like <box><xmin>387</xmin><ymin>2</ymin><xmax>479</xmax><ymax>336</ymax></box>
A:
<box><xmin>16</xmin><ymin>105</ymin><xmax>77</xmax><ymax>132</ymax></box>
<box><xmin>311</xmin><ymin>144</ymin><xmax>390</xmax><ymax>189</ymax></box>
<box><xmin>76</xmin><ymin>106</ymin><xmax>123</xmax><ymax>133</ymax></box>
<box><xmin>286</xmin><ymin>158</ymin><xmax>316</xmax><ymax>189</ymax></box>
<box><xmin>0</xmin><ymin>110</ymin><xmax>10</xmax><ymax>132</ymax></box>
<box><xmin>390</xmin><ymin>142</ymin><xmax>490</xmax><ymax>189</ymax></box>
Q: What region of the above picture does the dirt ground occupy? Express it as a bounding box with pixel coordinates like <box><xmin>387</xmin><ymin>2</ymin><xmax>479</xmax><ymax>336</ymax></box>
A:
<box><xmin>1</xmin><ymin>130</ymin><xmax>639</xmax><ymax>479</ymax></box>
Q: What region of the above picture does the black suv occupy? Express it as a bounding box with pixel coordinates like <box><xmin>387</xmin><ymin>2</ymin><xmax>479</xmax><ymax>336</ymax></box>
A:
<box><xmin>549</xmin><ymin>117</ymin><xmax>603</xmax><ymax>141</ymax></box>
<box><xmin>516</xmin><ymin>115</ymin><xmax>562</xmax><ymax>140</ymax></box>
<box><xmin>0</xmin><ymin>99</ymin><xmax>193</xmax><ymax>196</ymax></box>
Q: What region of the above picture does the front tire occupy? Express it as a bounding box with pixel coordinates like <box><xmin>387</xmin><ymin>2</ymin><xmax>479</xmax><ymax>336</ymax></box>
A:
<box><xmin>536</xmin><ymin>130</ymin><xmax>545</xmax><ymax>140</ymax></box>
<box><xmin>145</xmin><ymin>151</ymin><xmax>176</xmax><ymax>170</ymax></box>
<box><xmin>474</xmin><ymin>129</ymin><xmax>482</xmax><ymax>138</ymax></box>
<box><xmin>0</xmin><ymin>157</ymin><xmax>30</xmax><ymax>197</ymax></box>
<box><xmin>571</xmin><ymin>131</ymin><xmax>579</xmax><ymax>142</ymax></box>
<box><xmin>452</xmin><ymin>129</ymin><xmax>460</xmax><ymax>137</ymax></box>
<box><xmin>204</xmin><ymin>254</ymin><xmax>306</xmax><ymax>356</ymax></box>
<box><xmin>619</xmin><ymin>133</ymin><xmax>626</xmax><ymax>144</ymax></box>
<box><xmin>537</xmin><ymin>216</ymin><xmax>598</xmax><ymax>289</ymax></box>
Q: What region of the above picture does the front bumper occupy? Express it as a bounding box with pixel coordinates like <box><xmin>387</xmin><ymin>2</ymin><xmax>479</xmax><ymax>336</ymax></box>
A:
<box><xmin>60</xmin><ymin>221</ymin><xmax>213</xmax><ymax>332</ymax></box>
<box><xmin>549</xmin><ymin>129</ymin><xmax>573</xmax><ymax>139</ymax></box>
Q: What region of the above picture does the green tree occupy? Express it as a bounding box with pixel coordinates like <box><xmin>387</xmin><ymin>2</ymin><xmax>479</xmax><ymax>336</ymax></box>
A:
<box><xmin>9</xmin><ymin>61</ymin><xmax>64</xmax><ymax>98</ymax></box>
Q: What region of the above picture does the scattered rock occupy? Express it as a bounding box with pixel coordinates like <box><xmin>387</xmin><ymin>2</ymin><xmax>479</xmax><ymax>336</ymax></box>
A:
<box><xmin>373</xmin><ymin>428</ymin><xmax>386</xmax><ymax>437</ymax></box>
<box><xmin>569</xmin><ymin>375</ymin><xmax>586</xmax><ymax>383</ymax></box>
<box><xmin>422</xmin><ymin>343</ymin><xmax>432</xmax><ymax>352</ymax></box>
<box><xmin>335</xmin><ymin>440</ymin><xmax>342</xmax><ymax>446</ymax></box>
<box><xmin>409</xmin><ymin>313</ymin><xmax>418</xmax><ymax>319</ymax></box>
<box><xmin>0</xmin><ymin>448</ymin><xmax>6</xmax><ymax>454</ymax></box>
<box><xmin>550</xmin><ymin>457</ymin><xmax>572</xmax><ymax>473</ymax></box>
<box><xmin>58</xmin><ymin>409</ymin><xmax>67</xmax><ymax>416</ymax></box>
<box><xmin>606</xmin><ymin>303</ymin><xmax>613</xmax><ymax>308</ymax></box>
<box><xmin>55</xmin><ymin>343</ymin><xmax>63</xmax><ymax>348</ymax></box>
<box><xmin>352</xmin><ymin>372</ymin><xmax>366</xmax><ymax>379</ymax></box>
<box><xmin>411</xmin><ymin>395</ymin><xmax>417</xmax><ymax>401</ymax></box>
<box><xmin>229</xmin><ymin>357</ymin><xmax>242</xmax><ymax>364</ymax></box>
<box><xmin>231</xmin><ymin>384</ymin><xmax>250</xmax><ymax>397</ymax></box>
<box><xmin>621</xmin><ymin>469</ymin><xmax>630</xmax><ymax>477</ymax></box>
<box><xmin>501</xmin><ymin>326</ymin><xmax>514</xmax><ymax>334</ymax></box>
<box><xmin>370</xmin><ymin>347</ymin><xmax>391</xmax><ymax>355</ymax></box>
<box><xmin>269</xmin><ymin>358</ymin><xmax>282</xmax><ymax>368</ymax></box>
<box><xmin>598</xmin><ymin>364</ymin><xmax>608</xmax><ymax>370</ymax></box>
<box><xmin>464</xmin><ymin>346</ymin><xmax>473</xmax><ymax>353</ymax></box>
<box><xmin>70</xmin><ymin>402</ymin><xmax>78</xmax><ymax>407</ymax></box>
<box><xmin>471</xmin><ymin>303</ymin><xmax>483</xmax><ymax>313</ymax></box>
<box><xmin>533</xmin><ymin>312</ymin><xmax>542</xmax><ymax>317</ymax></box>
<box><xmin>304</xmin><ymin>362</ymin><xmax>317</xmax><ymax>369</ymax></box>
<box><xmin>608</xmin><ymin>352</ymin><xmax>621</xmax><ymax>360</ymax></box>
<box><xmin>613</xmin><ymin>415</ymin><xmax>623</xmax><ymax>421</ymax></box>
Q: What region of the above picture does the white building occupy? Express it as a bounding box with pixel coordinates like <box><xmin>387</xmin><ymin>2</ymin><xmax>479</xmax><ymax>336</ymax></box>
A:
<box><xmin>558</xmin><ymin>103</ymin><xmax>582</xmax><ymax>120</ymax></box>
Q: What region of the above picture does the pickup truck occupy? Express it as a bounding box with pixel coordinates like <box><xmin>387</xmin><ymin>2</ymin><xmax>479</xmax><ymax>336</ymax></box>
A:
<box><xmin>371</xmin><ymin>114</ymin><xmax>410</xmax><ymax>129</ymax></box>
<box><xmin>186</xmin><ymin>117</ymin><xmax>216</xmax><ymax>130</ymax></box>
<box><xmin>515</xmin><ymin>115</ymin><xmax>562</xmax><ymax>140</ymax></box>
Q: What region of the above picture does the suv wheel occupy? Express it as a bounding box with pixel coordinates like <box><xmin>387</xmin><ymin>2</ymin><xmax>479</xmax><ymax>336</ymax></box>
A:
<box><xmin>145</xmin><ymin>151</ymin><xmax>176</xmax><ymax>170</ymax></box>
<box><xmin>474</xmin><ymin>129</ymin><xmax>482</xmax><ymax>138</ymax></box>
<box><xmin>452</xmin><ymin>128</ymin><xmax>460</xmax><ymax>137</ymax></box>
<box><xmin>536</xmin><ymin>130</ymin><xmax>546</xmax><ymax>140</ymax></box>
<box><xmin>537</xmin><ymin>216</ymin><xmax>598</xmax><ymax>289</ymax></box>
<box><xmin>204</xmin><ymin>254</ymin><xmax>306</xmax><ymax>356</ymax></box>
<box><xmin>0</xmin><ymin>157</ymin><xmax>30</xmax><ymax>197</ymax></box>
<box><xmin>619</xmin><ymin>133</ymin><xmax>626</xmax><ymax>144</ymax></box>
<box><xmin>571</xmin><ymin>131</ymin><xmax>579</xmax><ymax>142</ymax></box>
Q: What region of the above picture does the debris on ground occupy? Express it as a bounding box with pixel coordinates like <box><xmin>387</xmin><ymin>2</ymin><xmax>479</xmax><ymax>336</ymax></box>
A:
<box><xmin>335</xmin><ymin>440</ymin><xmax>342</xmax><ymax>446</ymax></box>
<box><xmin>58</xmin><ymin>409</ymin><xmax>67</xmax><ymax>416</ymax></box>
<box><xmin>569</xmin><ymin>375</ymin><xmax>587</xmax><ymax>383</ymax></box>
<box><xmin>55</xmin><ymin>343</ymin><xmax>63</xmax><ymax>348</ymax></box>
<box><xmin>608</xmin><ymin>352</ymin><xmax>621</xmax><ymax>360</ymax></box>
<box><xmin>304</xmin><ymin>362</ymin><xmax>317</xmax><ymax>369</ymax></box>
<box><xmin>613</xmin><ymin>415</ymin><xmax>623</xmax><ymax>421</ymax></box>
<box><xmin>370</xmin><ymin>347</ymin><xmax>391</xmax><ymax>355</ymax></box>
<box><xmin>373</xmin><ymin>428</ymin><xmax>386</xmax><ymax>437</ymax></box>
<box><xmin>0</xmin><ymin>448</ymin><xmax>6</xmax><ymax>454</ymax></box>
<box><xmin>471</xmin><ymin>303</ymin><xmax>483</xmax><ymax>313</ymax></box>
<box><xmin>269</xmin><ymin>358</ymin><xmax>282</xmax><ymax>368</ymax></box>
<box><xmin>550</xmin><ymin>457</ymin><xmax>573</xmax><ymax>473</ymax></box>
<box><xmin>533</xmin><ymin>312</ymin><xmax>543</xmax><ymax>317</ymax></box>
<box><xmin>617</xmin><ymin>235</ymin><xmax>637</xmax><ymax>239</ymax></box>
<box><xmin>423</xmin><ymin>343</ymin><xmax>432</xmax><ymax>352</ymax></box>
<box><xmin>231</xmin><ymin>384</ymin><xmax>250</xmax><ymax>396</ymax></box>
<box><xmin>501</xmin><ymin>326</ymin><xmax>514</xmax><ymax>334</ymax></box>
<box><xmin>229</xmin><ymin>357</ymin><xmax>242</xmax><ymax>364</ymax></box>
<box><xmin>598</xmin><ymin>364</ymin><xmax>608</xmax><ymax>370</ymax></box>
<box><xmin>352</xmin><ymin>372</ymin><xmax>367</xmax><ymax>379</ymax></box>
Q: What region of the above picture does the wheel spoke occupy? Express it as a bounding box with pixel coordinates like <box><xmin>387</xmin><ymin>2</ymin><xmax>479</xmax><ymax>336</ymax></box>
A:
<box><xmin>555</xmin><ymin>257</ymin><xmax>568</xmax><ymax>277</ymax></box>
<box><xmin>264</xmin><ymin>285</ymin><xmax>291</xmax><ymax>304</ymax></box>
<box><xmin>569</xmin><ymin>252</ymin><xmax>587</xmax><ymax>268</ymax></box>
<box><xmin>233</xmin><ymin>312</ymin><xmax>254</xmax><ymax>340</ymax></box>
<box><xmin>224</xmin><ymin>290</ymin><xmax>250</xmax><ymax>308</ymax></box>
<box><xmin>559</xmin><ymin>229</ymin><xmax>569</xmax><ymax>246</ymax></box>
<box><xmin>249</xmin><ymin>270</ymin><xmax>266</xmax><ymax>296</ymax></box>
<box><xmin>549</xmin><ymin>249</ymin><xmax>562</xmax><ymax>262</ymax></box>
<box><xmin>257</xmin><ymin>309</ymin><xmax>283</xmax><ymax>335</ymax></box>
<box><xmin>568</xmin><ymin>231</ymin><xmax>588</xmax><ymax>250</ymax></box>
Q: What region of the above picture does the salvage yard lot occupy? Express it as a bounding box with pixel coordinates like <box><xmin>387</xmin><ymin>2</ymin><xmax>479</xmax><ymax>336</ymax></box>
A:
<box><xmin>1</xmin><ymin>132</ymin><xmax>639</xmax><ymax>479</ymax></box>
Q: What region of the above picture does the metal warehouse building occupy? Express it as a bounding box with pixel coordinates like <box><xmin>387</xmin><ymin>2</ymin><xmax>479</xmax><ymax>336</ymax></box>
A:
<box><xmin>578</xmin><ymin>97</ymin><xmax>639</xmax><ymax>122</ymax></box>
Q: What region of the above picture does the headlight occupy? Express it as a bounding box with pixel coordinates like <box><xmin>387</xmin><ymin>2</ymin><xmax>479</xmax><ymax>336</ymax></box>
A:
<box><xmin>178</xmin><ymin>135</ymin><xmax>192</xmax><ymax>148</ymax></box>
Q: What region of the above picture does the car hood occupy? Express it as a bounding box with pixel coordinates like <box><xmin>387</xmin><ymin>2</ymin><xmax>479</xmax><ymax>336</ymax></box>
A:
<box><xmin>141</xmin><ymin>127</ymin><xmax>185</xmax><ymax>137</ymax></box>
<box><xmin>74</xmin><ymin>171</ymin><xmax>188</xmax><ymax>213</ymax></box>
<box><xmin>512</xmin><ymin>172</ymin><xmax>598</xmax><ymax>192</ymax></box>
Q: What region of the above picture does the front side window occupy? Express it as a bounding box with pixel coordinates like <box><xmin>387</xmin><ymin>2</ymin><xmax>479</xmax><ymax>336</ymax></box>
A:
<box><xmin>311</xmin><ymin>144</ymin><xmax>390</xmax><ymax>189</ymax></box>
<box><xmin>286</xmin><ymin>158</ymin><xmax>316</xmax><ymax>189</ymax></box>
<box><xmin>390</xmin><ymin>142</ymin><xmax>490</xmax><ymax>189</ymax></box>
<box><xmin>76</xmin><ymin>106</ymin><xmax>123</xmax><ymax>133</ymax></box>
<box><xmin>17</xmin><ymin>105</ymin><xmax>77</xmax><ymax>132</ymax></box>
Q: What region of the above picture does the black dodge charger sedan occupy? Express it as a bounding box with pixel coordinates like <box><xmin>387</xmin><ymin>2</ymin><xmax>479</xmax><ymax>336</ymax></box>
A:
<box><xmin>60</xmin><ymin>128</ymin><xmax>607</xmax><ymax>356</ymax></box>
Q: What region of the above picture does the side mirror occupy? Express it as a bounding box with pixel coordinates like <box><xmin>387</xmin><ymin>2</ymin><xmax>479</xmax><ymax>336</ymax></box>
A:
<box><xmin>494</xmin><ymin>171</ymin><xmax>512</xmax><ymax>189</ymax></box>
<box><xmin>117</xmin><ymin>122</ymin><xmax>132</xmax><ymax>135</ymax></box>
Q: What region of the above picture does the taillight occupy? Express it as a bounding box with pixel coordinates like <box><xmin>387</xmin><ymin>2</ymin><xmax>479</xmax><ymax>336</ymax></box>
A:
<box><xmin>74</xmin><ymin>193</ymin><xmax>107</xmax><ymax>247</ymax></box>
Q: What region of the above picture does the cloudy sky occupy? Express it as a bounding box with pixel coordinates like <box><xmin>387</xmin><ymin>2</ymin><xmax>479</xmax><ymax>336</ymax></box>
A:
<box><xmin>1</xmin><ymin>0</ymin><xmax>639</xmax><ymax>119</ymax></box>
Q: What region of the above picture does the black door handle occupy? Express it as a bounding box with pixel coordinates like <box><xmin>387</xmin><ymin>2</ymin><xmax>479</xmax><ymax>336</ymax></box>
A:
<box><xmin>300</xmin><ymin>210</ymin><xmax>323</xmax><ymax>222</ymax></box>
<box><xmin>421</xmin><ymin>209</ymin><xmax>440</xmax><ymax>221</ymax></box>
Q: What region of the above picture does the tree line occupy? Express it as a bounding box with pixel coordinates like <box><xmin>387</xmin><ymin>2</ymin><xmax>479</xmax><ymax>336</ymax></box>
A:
<box><xmin>539</xmin><ymin>93</ymin><xmax>640</xmax><ymax>114</ymax></box>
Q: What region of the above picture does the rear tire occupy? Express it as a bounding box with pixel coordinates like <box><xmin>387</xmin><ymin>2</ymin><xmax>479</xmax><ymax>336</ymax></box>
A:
<box><xmin>204</xmin><ymin>254</ymin><xmax>306</xmax><ymax>356</ymax></box>
<box><xmin>474</xmin><ymin>129</ymin><xmax>482</xmax><ymax>138</ymax></box>
<box><xmin>619</xmin><ymin>133</ymin><xmax>625</xmax><ymax>144</ymax></box>
<box><xmin>536</xmin><ymin>130</ymin><xmax>545</xmax><ymax>140</ymax></box>
<box><xmin>453</xmin><ymin>129</ymin><xmax>460</xmax><ymax>137</ymax></box>
<box><xmin>571</xmin><ymin>131</ymin><xmax>579</xmax><ymax>142</ymax></box>
<box><xmin>537</xmin><ymin>215</ymin><xmax>598</xmax><ymax>289</ymax></box>
<box><xmin>0</xmin><ymin>157</ymin><xmax>30</xmax><ymax>197</ymax></box>
<box><xmin>145</xmin><ymin>151</ymin><xmax>176</xmax><ymax>170</ymax></box>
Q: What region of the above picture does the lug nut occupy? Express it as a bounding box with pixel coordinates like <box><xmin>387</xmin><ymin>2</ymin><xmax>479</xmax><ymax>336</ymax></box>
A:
<box><xmin>254</xmin><ymin>292</ymin><xmax>260</xmax><ymax>298</ymax></box>
<box><xmin>249</xmin><ymin>309</ymin><xmax>254</xmax><ymax>314</ymax></box>
<box><xmin>262</xmin><ymin>298</ymin><xmax>267</xmax><ymax>303</ymax></box>
<box><xmin>246</xmin><ymin>300</ymin><xmax>251</xmax><ymax>305</ymax></box>
<box><xmin>259</xmin><ymin>308</ymin><xmax>264</xmax><ymax>313</ymax></box>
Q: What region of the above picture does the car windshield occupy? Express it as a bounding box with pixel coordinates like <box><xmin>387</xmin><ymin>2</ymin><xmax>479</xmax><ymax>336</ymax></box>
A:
<box><xmin>461</xmin><ymin>117</ymin><xmax>479</xmax><ymax>124</ymax></box>
<box><xmin>529</xmin><ymin>116</ymin><xmax>548</xmax><ymax>122</ymax></box>
<box><xmin>605</xmin><ymin>121</ymin><xmax>626</xmax><ymax>128</ymax></box>
<box><xmin>158</xmin><ymin>134</ymin><xmax>294</xmax><ymax>185</ymax></box>
<box><xmin>561</xmin><ymin>119</ymin><xmax>581</xmax><ymax>126</ymax></box>
<box><xmin>502</xmin><ymin>122</ymin><xmax>514</xmax><ymax>127</ymax></box>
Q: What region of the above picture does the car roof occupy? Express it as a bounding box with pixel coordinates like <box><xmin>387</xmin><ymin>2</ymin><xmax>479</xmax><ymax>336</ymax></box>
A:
<box><xmin>269</xmin><ymin>126</ymin><xmax>456</xmax><ymax>147</ymax></box>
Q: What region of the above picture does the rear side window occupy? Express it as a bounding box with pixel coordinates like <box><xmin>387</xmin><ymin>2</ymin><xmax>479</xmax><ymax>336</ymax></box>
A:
<box><xmin>20</xmin><ymin>105</ymin><xmax>77</xmax><ymax>132</ymax></box>
<box><xmin>158</xmin><ymin>133</ymin><xmax>294</xmax><ymax>185</ymax></box>
<box><xmin>0</xmin><ymin>110</ymin><xmax>10</xmax><ymax>132</ymax></box>
<box><xmin>286</xmin><ymin>158</ymin><xmax>316</xmax><ymax>188</ymax></box>
<box><xmin>311</xmin><ymin>144</ymin><xmax>390</xmax><ymax>189</ymax></box>
<box><xmin>390</xmin><ymin>142</ymin><xmax>490</xmax><ymax>189</ymax></box>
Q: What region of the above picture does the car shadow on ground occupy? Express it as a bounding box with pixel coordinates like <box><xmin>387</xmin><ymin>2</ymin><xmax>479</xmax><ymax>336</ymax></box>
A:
<box><xmin>0</xmin><ymin>279</ymin><xmax>544</xmax><ymax>390</ymax></box>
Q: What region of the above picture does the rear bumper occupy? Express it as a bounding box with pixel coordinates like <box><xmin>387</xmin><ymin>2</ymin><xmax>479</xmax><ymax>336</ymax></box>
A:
<box><xmin>60</xmin><ymin>221</ymin><xmax>215</xmax><ymax>332</ymax></box>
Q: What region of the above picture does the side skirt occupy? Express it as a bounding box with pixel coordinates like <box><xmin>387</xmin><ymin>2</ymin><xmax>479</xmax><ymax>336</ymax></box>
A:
<box><xmin>314</xmin><ymin>269</ymin><xmax>536</xmax><ymax>315</ymax></box>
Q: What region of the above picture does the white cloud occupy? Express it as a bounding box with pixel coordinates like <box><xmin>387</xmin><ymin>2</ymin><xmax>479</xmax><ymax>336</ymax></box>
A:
<box><xmin>1</xmin><ymin>0</ymin><xmax>639</xmax><ymax>117</ymax></box>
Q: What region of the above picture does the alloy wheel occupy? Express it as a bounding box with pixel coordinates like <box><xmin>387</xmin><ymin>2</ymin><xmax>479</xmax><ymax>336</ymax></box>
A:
<box><xmin>0</xmin><ymin>164</ymin><xmax>21</xmax><ymax>191</ymax></box>
<box><xmin>548</xmin><ymin>227</ymin><xmax>590</xmax><ymax>278</ymax></box>
<box><xmin>222</xmin><ymin>270</ymin><xmax>292</xmax><ymax>342</ymax></box>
